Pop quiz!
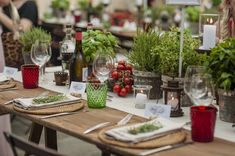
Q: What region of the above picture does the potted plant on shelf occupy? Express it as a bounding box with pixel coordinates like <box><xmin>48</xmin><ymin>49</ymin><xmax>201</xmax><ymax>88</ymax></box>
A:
<box><xmin>51</xmin><ymin>0</ymin><xmax>70</xmax><ymax>18</ymax></box>
<box><xmin>128</xmin><ymin>29</ymin><xmax>162</xmax><ymax>99</ymax></box>
<box><xmin>205</xmin><ymin>37</ymin><xmax>235</xmax><ymax>123</ymax></box>
<box><xmin>19</xmin><ymin>28</ymin><xmax>51</xmax><ymax>64</ymax></box>
<box><xmin>185</xmin><ymin>6</ymin><xmax>200</xmax><ymax>34</ymax></box>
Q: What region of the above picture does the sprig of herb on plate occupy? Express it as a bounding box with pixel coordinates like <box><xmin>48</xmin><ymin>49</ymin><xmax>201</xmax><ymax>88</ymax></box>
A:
<box><xmin>32</xmin><ymin>95</ymin><xmax>66</xmax><ymax>104</ymax></box>
<box><xmin>128</xmin><ymin>122</ymin><xmax>163</xmax><ymax>135</ymax></box>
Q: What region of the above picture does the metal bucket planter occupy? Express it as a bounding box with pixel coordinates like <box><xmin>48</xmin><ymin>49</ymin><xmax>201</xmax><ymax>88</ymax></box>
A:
<box><xmin>218</xmin><ymin>89</ymin><xmax>235</xmax><ymax>123</ymax></box>
<box><xmin>133</xmin><ymin>70</ymin><xmax>162</xmax><ymax>99</ymax></box>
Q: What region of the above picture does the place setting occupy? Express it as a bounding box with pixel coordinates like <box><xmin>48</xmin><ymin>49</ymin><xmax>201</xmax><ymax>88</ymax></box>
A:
<box><xmin>0</xmin><ymin>74</ymin><xmax>18</xmax><ymax>92</ymax></box>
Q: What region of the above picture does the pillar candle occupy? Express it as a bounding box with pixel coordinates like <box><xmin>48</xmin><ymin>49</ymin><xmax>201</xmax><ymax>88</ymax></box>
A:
<box><xmin>135</xmin><ymin>92</ymin><xmax>147</xmax><ymax>109</ymax></box>
<box><xmin>136</xmin><ymin>0</ymin><xmax>143</xmax><ymax>6</ymax></box>
<box><xmin>203</xmin><ymin>25</ymin><xmax>216</xmax><ymax>50</ymax></box>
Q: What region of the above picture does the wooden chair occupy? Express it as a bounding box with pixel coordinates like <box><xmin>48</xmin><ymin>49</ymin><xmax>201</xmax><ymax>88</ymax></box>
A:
<box><xmin>3</xmin><ymin>131</ymin><xmax>64</xmax><ymax>156</ymax></box>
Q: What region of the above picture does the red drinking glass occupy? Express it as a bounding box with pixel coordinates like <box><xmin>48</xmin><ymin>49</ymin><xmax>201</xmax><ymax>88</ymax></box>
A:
<box><xmin>190</xmin><ymin>106</ymin><xmax>217</xmax><ymax>142</ymax></box>
<box><xmin>21</xmin><ymin>64</ymin><xmax>39</xmax><ymax>89</ymax></box>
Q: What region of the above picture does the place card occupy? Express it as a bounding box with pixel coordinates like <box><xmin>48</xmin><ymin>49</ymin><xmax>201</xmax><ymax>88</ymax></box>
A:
<box><xmin>69</xmin><ymin>81</ymin><xmax>86</xmax><ymax>95</ymax></box>
<box><xmin>145</xmin><ymin>103</ymin><xmax>171</xmax><ymax>118</ymax></box>
<box><xmin>3</xmin><ymin>66</ymin><xmax>18</xmax><ymax>78</ymax></box>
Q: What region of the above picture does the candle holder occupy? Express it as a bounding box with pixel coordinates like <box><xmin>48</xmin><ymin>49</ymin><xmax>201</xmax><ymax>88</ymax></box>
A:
<box><xmin>161</xmin><ymin>80</ymin><xmax>184</xmax><ymax>117</ymax></box>
<box><xmin>199</xmin><ymin>14</ymin><xmax>220</xmax><ymax>50</ymax></box>
<box><xmin>133</xmin><ymin>85</ymin><xmax>152</xmax><ymax>109</ymax></box>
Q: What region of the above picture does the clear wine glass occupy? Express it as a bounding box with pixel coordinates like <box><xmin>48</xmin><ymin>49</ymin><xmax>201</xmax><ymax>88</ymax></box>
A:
<box><xmin>92</xmin><ymin>53</ymin><xmax>114</xmax><ymax>83</ymax></box>
<box><xmin>184</xmin><ymin>66</ymin><xmax>206</xmax><ymax>103</ymax></box>
<box><xmin>189</xmin><ymin>74</ymin><xmax>214</xmax><ymax>106</ymax></box>
<box><xmin>30</xmin><ymin>41</ymin><xmax>49</xmax><ymax>81</ymax></box>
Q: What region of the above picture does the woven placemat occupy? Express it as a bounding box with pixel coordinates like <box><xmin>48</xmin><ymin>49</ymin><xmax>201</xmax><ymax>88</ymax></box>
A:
<box><xmin>13</xmin><ymin>99</ymin><xmax>86</xmax><ymax>115</ymax></box>
<box><xmin>0</xmin><ymin>79</ymin><xmax>16</xmax><ymax>89</ymax></box>
<box><xmin>98</xmin><ymin>126</ymin><xmax>187</xmax><ymax>149</ymax></box>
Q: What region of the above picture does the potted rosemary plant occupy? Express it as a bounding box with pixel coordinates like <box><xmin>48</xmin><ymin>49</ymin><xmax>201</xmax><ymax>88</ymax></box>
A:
<box><xmin>128</xmin><ymin>29</ymin><xmax>162</xmax><ymax>99</ymax></box>
<box><xmin>205</xmin><ymin>37</ymin><xmax>235</xmax><ymax>122</ymax></box>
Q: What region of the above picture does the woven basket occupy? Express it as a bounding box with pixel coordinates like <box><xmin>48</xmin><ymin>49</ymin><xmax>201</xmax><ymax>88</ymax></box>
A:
<box><xmin>133</xmin><ymin>70</ymin><xmax>162</xmax><ymax>99</ymax></box>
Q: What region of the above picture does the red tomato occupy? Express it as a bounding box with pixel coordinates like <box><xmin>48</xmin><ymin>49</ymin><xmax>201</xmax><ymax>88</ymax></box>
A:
<box><xmin>111</xmin><ymin>71</ymin><xmax>119</xmax><ymax>79</ymax></box>
<box><xmin>125</xmin><ymin>85</ymin><xmax>132</xmax><ymax>93</ymax></box>
<box><xmin>118</xmin><ymin>60</ymin><xmax>126</xmax><ymax>66</ymax></box>
<box><xmin>125</xmin><ymin>64</ymin><xmax>132</xmax><ymax>71</ymax></box>
<box><xmin>118</xmin><ymin>88</ymin><xmax>127</xmax><ymax>97</ymax></box>
<box><xmin>124</xmin><ymin>77</ymin><xmax>131</xmax><ymax>85</ymax></box>
<box><xmin>113</xmin><ymin>84</ymin><xmax>121</xmax><ymax>93</ymax></box>
<box><xmin>117</xmin><ymin>64</ymin><xmax>125</xmax><ymax>71</ymax></box>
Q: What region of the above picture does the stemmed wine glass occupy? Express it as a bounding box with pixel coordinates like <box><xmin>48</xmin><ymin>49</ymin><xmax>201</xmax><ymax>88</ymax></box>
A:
<box><xmin>189</xmin><ymin>74</ymin><xmax>214</xmax><ymax>107</ymax></box>
<box><xmin>30</xmin><ymin>40</ymin><xmax>50</xmax><ymax>81</ymax></box>
<box><xmin>184</xmin><ymin>66</ymin><xmax>206</xmax><ymax>106</ymax></box>
<box><xmin>92</xmin><ymin>53</ymin><xmax>114</xmax><ymax>83</ymax></box>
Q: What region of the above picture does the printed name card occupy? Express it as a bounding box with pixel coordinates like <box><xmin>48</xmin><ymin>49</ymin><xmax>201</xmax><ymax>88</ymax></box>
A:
<box><xmin>69</xmin><ymin>81</ymin><xmax>86</xmax><ymax>94</ymax></box>
<box><xmin>3</xmin><ymin>66</ymin><xmax>18</xmax><ymax>78</ymax></box>
<box><xmin>145</xmin><ymin>103</ymin><xmax>171</xmax><ymax>118</ymax></box>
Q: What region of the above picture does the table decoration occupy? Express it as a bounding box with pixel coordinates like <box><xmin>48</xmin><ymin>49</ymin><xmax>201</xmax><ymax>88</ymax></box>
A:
<box><xmin>21</xmin><ymin>64</ymin><xmax>39</xmax><ymax>89</ymax></box>
<box><xmin>199</xmin><ymin>14</ymin><xmax>220</xmax><ymax>50</ymax></box>
<box><xmin>54</xmin><ymin>71</ymin><xmax>68</xmax><ymax>86</ymax></box>
<box><xmin>128</xmin><ymin>29</ymin><xmax>162</xmax><ymax>99</ymax></box>
<box><xmin>133</xmin><ymin>85</ymin><xmax>152</xmax><ymax>109</ymax></box>
<box><xmin>205</xmin><ymin>37</ymin><xmax>235</xmax><ymax>122</ymax></box>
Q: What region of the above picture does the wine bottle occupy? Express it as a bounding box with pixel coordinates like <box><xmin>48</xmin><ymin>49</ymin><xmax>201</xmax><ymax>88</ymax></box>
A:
<box><xmin>69</xmin><ymin>27</ymin><xmax>88</xmax><ymax>83</ymax></box>
<box><xmin>87</xmin><ymin>0</ymin><xmax>93</xmax><ymax>23</ymax></box>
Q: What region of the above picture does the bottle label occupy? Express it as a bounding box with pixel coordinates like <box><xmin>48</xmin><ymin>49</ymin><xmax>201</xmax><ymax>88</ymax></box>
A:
<box><xmin>75</xmin><ymin>32</ymin><xmax>82</xmax><ymax>41</ymax></box>
<box><xmin>82</xmin><ymin>67</ymin><xmax>88</xmax><ymax>82</ymax></box>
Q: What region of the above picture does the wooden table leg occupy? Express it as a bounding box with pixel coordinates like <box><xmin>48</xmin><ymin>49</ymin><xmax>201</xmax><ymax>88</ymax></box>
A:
<box><xmin>28</xmin><ymin>122</ymin><xmax>43</xmax><ymax>143</ymax></box>
<box><xmin>25</xmin><ymin>123</ymin><xmax>43</xmax><ymax>156</ymax></box>
<box><xmin>44</xmin><ymin>127</ymin><xmax>57</xmax><ymax>150</ymax></box>
<box><xmin>101</xmin><ymin>150</ymin><xmax>111</xmax><ymax>156</ymax></box>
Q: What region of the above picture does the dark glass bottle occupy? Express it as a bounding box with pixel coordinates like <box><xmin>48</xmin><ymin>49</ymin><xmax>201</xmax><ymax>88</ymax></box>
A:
<box><xmin>87</xmin><ymin>0</ymin><xmax>93</xmax><ymax>23</ymax></box>
<box><xmin>69</xmin><ymin>28</ymin><xmax>88</xmax><ymax>83</ymax></box>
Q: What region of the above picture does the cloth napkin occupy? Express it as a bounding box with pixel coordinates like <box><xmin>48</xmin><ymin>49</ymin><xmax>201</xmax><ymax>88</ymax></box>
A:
<box><xmin>13</xmin><ymin>94</ymin><xmax>80</xmax><ymax>110</ymax></box>
<box><xmin>0</xmin><ymin>75</ymin><xmax>9</xmax><ymax>84</ymax></box>
<box><xmin>105</xmin><ymin>117</ymin><xmax>184</xmax><ymax>143</ymax></box>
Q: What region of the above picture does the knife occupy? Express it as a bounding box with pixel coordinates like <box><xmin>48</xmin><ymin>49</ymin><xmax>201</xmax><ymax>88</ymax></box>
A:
<box><xmin>83</xmin><ymin>122</ymin><xmax>111</xmax><ymax>134</ymax></box>
<box><xmin>138</xmin><ymin>141</ymin><xmax>193</xmax><ymax>156</ymax></box>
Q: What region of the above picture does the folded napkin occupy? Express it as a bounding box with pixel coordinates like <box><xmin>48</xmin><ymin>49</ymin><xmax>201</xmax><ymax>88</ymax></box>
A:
<box><xmin>0</xmin><ymin>74</ymin><xmax>9</xmax><ymax>84</ymax></box>
<box><xmin>13</xmin><ymin>94</ymin><xmax>81</xmax><ymax>110</ymax></box>
<box><xmin>105</xmin><ymin>117</ymin><xmax>184</xmax><ymax>143</ymax></box>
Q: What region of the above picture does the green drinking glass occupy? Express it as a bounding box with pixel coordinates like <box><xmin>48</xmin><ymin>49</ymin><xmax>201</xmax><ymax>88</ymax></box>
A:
<box><xmin>86</xmin><ymin>83</ymin><xmax>108</xmax><ymax>108</ymax></box>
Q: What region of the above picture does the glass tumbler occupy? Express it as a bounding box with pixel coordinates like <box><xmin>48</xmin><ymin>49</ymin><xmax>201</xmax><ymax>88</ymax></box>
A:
<box><xmin>190</xmin><ymin>106</ymin><xmax>217</xmax><ymax>142</ymax></box>
<box><xmin>21</xmin><ymin>64</ymin><xmax>39</xmax><ymax>89</ymax></box>
<box><xmin>86</xmin><ymin>83</ymin><xmax>107</xmax><ymax>108</ymax></box>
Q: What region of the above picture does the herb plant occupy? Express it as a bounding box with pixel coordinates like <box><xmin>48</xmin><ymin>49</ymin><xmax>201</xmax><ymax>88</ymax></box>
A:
<box><xmin>32</xmin><ymin>95</ymin><xmax>66</xmax><ymax>104</ymax></box>
<box><xmin>153</xmin><ymin>27</ymin><xmax>204</xmax><ymax>77</ymax></box>
<box><xmin>51</xmin><ymin>0</ymin><xmax>70</xmax><ymax>11</ymax></box>
<box><xmin>128</xmin><ymin>29</ymin><xmax>161</xmax><ymax>73</ymax></box>
<box><xmin>19</xmin><ymin>28</ymin><xmax>51</xmax><ymax>53</ymax></box>
<box><xmin>128</xmin><ymin>122</ymin><xmax>163</xmax><ymax>135</ymax></box>
<box><xmin>82</xmin><ymin>30</ymin><xmax>118</xmax><ymax>63</ymax></box>
<box><xmin>205</xmin><ymin>37</ymin><xmax>235</xmax><ymax>91</ymax></box>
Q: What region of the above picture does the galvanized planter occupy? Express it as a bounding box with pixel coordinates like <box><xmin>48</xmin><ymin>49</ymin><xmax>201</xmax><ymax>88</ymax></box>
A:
<box><xmin>218</xmin><ymin>89</ymin><xmax>235</xmax><ymax>123</ymax></box>
<box><xmin>133</xmin><ymin>70</ymin><xmax>162</xmax><ymax>99</ymax></box>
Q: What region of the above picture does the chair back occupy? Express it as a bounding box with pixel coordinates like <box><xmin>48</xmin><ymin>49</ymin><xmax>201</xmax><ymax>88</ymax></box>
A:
<box><xmin>3</xmin><ymin>132</ymin><xmax>64</xmax><ymax>156</ymax></box>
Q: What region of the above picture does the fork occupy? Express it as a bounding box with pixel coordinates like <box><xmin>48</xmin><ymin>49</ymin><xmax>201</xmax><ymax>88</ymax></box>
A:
<box><xmin>83</xmin><ymin>114</ymin><xmax>133</xmax><ymax>134</ymax></box>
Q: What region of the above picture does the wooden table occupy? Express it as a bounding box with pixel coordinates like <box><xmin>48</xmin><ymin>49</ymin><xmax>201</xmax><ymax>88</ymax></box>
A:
<box><xmin>1</xmin><ymin>82</ymin><xmax>235</xmax><ymax>156</ymax></box>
